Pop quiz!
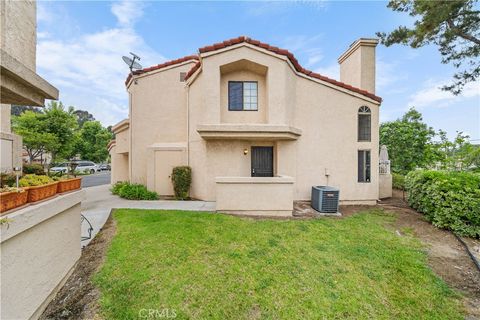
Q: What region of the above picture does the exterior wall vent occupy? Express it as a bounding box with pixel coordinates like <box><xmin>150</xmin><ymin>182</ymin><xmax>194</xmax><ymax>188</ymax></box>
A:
<box><xmin>311</xmin><ymin>186</ymin><xmax>340</xmax><ymax>213</ymax></box>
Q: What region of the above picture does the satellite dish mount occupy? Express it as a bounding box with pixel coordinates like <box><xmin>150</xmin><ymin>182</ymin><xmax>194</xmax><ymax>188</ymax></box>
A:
<box><xmin>122</xmin><ymin>52</ymin><xmax>142</xmax><ymax>84</ymax></box>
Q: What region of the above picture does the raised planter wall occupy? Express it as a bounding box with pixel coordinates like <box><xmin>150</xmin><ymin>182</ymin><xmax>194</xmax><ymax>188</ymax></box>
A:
<box><xmin>215</xmin><ymin>176</ymin><xmax>294</xmax><ymax>216</ymax></box>
<box><xmin>0</xmin><ymin>190</ymin><xmax>85</xmax><ymax>320</ymax></box>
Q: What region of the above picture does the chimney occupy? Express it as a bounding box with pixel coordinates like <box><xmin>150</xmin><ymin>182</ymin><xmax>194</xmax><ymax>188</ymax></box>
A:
<box><xmin>338</xmin><ymin>38</ymin><xmax>378</xmax><ymax>94</ymax></box>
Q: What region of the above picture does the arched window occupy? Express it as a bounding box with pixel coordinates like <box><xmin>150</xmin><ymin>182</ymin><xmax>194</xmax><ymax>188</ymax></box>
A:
<box><xmin>358</xmin><ymin>106</ymin><xmax>371</xmax><ymax>141</ymax></box>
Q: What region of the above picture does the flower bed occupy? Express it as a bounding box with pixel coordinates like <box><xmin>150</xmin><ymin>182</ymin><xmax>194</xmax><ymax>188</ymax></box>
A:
<box><xmin>0</xmin><ymin>188</ymin><xmax>29</xmax><ymax>215</ymax></box>
<box><xmin>56</xmin><ymin>177</ymin><xmax>82</xmax><ymax>194</ymax></box>
<box><xmin>20</xmin><ymin>174</ymin><xmax>58</xmax><ymax>203</ymax></box>
<box><xmin>25</xmin><ymin>182</ymin><xmax>59</xmax><ymax>203</ymax></box>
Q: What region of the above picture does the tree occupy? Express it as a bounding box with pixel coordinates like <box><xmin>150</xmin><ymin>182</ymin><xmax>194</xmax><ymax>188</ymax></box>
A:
<box><xmin>380</xmin><ymin>108</ymin><xmax>436</xmax><ymax>174</ymax></box>
<box><xmin>11</xmin><ymin>105</ymin><xmax>42</xmax><ymax>116</ymax></box>
<box><xmin>377</xmin><ymin>0</ymin><xmax>480</xmax><ymax>94</ymax></box>
<box><xmin>432</xmin><ymin>130</ymin><xmax>480</xmax><ymax>170</ymax></box>
<box><xmin>41</xmin><ymin>101</ymin><xmax>79</xmax><ymax>162</ymax></box>
<box><xmin>12</xmin><ymin>111</ymin><xmax>59</xmax><ymax>163</ymax></box>
<box><xmin>77</xmin><ymin>121</ymin><xmax>113</xmax><ymax>163</ymax></box>
<box><xmin>73</xmin><ymin>109</ymin><xmax>95</xmax><ymax>128</ymax></box>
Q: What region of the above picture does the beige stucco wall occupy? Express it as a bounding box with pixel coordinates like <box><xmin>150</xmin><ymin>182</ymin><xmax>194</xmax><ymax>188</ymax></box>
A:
<box><xmin>216</xmin><ymin>176</ymin><xmax>294</xmax><ymax>216</ymax></box>
<box><xmin>110</xmin><ymin>145</ymin><xmax>129</xmax><ymax>184</ymax></box>
<box><xmin>0</xmin><ymin>0</ymin><xmax>36</xmax><ymax>71</ymax></box>
<box><xmin>128</xmin><ymin>61</ymin><xmax>196</xmax><ymax>185</ymax></box>
<box><xmin>124</xmin><ymin>41</ymin><xmax>380</xmax><ymax>206</ymax></box>
<box><xmin>1</xmin><ymin>191</ymin><xmax>84</xmax><ymax>320</ymax></box>
<box><xmin>379</xmin><ymin>173</ymin><xmax>393</xmax><ymax>199</ymax></box>
<box><xmin>187</xmin><ymin>44</ymin><xmax>379</xmax><ymax>204</ymax></box>
<box><xmin>115</xmin><ymin>127</ymin><xmax>130</xmax><ymax>154</ymax></box>
<box><xmin>0</xmin><ymin>104</ymin><xmax>23</xmax><ymax>172</ymax></box>
<box><xmin>146</xmin><ymin>144</ymin><xmax>187</xmax><ymax>195</ymax></box>
<box><xmin>338</xmin><ymin>39</ymin><xmax>378</xmax><ymax>94</ymax></box>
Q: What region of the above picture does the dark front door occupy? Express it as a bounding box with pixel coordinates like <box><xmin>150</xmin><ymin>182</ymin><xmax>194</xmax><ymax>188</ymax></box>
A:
<box><xmin>251</xmin><ymin>147</ymin><xmax>274</xmax><ymax>177</ymax></box>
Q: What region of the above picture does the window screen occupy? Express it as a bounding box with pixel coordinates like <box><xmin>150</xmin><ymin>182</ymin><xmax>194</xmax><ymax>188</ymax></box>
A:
<box><xmin>358</xmin><ymin>150</ymin><xmax>371</xmax><ymax>183</ymax></box>
<box><xmin>228</xmin><ymin>81</ymin><xmax>258</xmax><ymax>111</ymax></box>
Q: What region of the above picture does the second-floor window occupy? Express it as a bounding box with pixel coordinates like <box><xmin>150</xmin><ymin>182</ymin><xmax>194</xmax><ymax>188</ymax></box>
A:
<box><xmin>228</xmin><ymin>81</ymin><xmax>258</xmax><ymax>111</ymax></box>
<box><xmin>358</xmin><ymin>106</ymin><xmax>371</xmax><ymax>141</ymax></box>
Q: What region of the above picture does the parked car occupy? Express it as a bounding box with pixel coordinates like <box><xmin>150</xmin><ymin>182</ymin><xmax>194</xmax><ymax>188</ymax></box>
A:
<box><xmin>50</xmin><ymin>162</ymin><xmax>70</xmax><ymax>174</ymax></box>
<box><xmin>50</xmin><ymin>161</ymin><xmax>98</xmax><ymax>174</ymax></box>
<box><xmin>98</xmin><ymin>163</ymin><xmax>111</xmax><ymax>171</ymax></box>
<box><xmin>75</xmin><ymin>161</ymin><xmax>98</xmax><ymax>174</ymax></box>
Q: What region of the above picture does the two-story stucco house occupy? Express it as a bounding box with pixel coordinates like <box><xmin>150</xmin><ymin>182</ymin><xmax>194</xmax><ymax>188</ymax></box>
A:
<box><xmin>109</xmin><ymin>36</ymin><xmax>384</xmax><ymax>216</ymax></box>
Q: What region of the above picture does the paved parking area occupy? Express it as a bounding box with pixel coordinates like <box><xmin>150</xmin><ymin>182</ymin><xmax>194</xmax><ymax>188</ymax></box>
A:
<box><xmin>81</xmin><ymin>171</ymin><xmax>111</xmax><ymax>188</ymax></box>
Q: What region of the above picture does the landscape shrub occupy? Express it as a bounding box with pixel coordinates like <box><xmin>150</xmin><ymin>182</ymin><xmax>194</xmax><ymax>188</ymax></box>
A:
<box><xmin>111</xmin><ymin>181</ymin><xmax>129</xmax><ymax>195</ymax></box>
<box><xmin>405</xmin><ymin>170</ymin><xmax>480</xmax><ymax>238</ymax></box>
<box><xmin>171</xmin><ymin>166</ymin><xmax>192</xmax><ymax>200</ymax></box>
<box><xmin>392</xmin><ymin>173</ymin><xmax>406</xmax><ymax>190</ymax></box>
<box><xmin>111</xmin><ymin>181</ymin><xmax>158</xmax><ymax>200</ymax></box>
<box><xmin>0</xmin><ymin>173</ymin><xmax>17</xmax><ymax>187</ymax></box>
<box><xmin>23</xmin><ymin>163</ymin><xmax>45</xmax><ymax>175</ymax></box>
<box><xmin>19</xmin><ymin>174</ymin><xmax>54</xmax><ymax>187</ymax></box>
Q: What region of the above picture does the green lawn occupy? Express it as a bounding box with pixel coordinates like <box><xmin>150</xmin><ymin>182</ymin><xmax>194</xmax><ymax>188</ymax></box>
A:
<box><xmin>94</xmin><ymin>209</ymin><xmax>463</xmax><ymax>319</ymax></box>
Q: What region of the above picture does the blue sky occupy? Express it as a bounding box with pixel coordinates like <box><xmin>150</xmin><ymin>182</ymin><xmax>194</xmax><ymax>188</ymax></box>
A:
<box><xmin>37</xmin><ymin>0</ymin><xmax>479</xmax><ymax>142</ymax></box>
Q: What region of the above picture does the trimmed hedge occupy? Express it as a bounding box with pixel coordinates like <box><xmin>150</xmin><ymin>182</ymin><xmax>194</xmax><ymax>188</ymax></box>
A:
<box><xmin>405</xmin><ymin>170</ymin><xmax>480</xmax><ymax>238</ymax></box>
<box><xmin>392</xmin><ymin>173</ymin><xmax>406</xmax><ymax>190</ymax></box>
<box><xmin>111</xmin><ymin>181</ymin><xmax>158</xmax><ymax>200</ymax></box>
<box><xmin>23</xmin><ymin>163</ymin><xmax>46</xmax><ymax>175</ymax></box>
<box><xmin>171</xmin><ymin>166</ymin><xmax>191</xmax><ymax>200</ymax></box>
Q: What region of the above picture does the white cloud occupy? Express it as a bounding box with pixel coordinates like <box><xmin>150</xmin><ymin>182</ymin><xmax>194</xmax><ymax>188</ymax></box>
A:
<box><xmin>314</xmin><ymin>63</ymin><xmax>339</xmax><ymax>79</ymax></box>
<box><xmin>37</xmin><ymin>0</ymin><xmax>166</xmax><ymax>126</ymax></box>
<box><xmin>111</xmin><ymin>0</ymin><xmax>145</xmax><ymax>27</ymax></box>
<box><xmin>407</xmin><ymin>79</ymin><xmax>480</xmax><ymax>109</ymax></box>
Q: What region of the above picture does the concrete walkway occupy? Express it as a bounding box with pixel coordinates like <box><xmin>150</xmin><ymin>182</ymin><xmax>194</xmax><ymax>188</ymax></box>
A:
<box><xmin>81</xmin><ymin>185</ymin><xmax>215</xmax><ymax>247</ymax></box>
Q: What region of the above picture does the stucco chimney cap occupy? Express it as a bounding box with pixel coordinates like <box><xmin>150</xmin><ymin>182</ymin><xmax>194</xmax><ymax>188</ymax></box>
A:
<box><xmin>338</xmin><ymin>38</ymin><xmax>379</xmax><ymax>64</ymax></box>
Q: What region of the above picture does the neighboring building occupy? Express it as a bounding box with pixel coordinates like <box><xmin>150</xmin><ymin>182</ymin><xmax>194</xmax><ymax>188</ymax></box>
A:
<box><xmin>110</xmin><ymin>36</ymin><xmax>387</xmax><ymax>215</ymax></box>
<box><xmin>1</xmin><ymin>3</ymin><xmax>82</xmax><ymax>320</ymax></box>
<box><xmin>0</xmin><ymin>0</ymin><xmax>58</xmax><ymax>173</ymax></box>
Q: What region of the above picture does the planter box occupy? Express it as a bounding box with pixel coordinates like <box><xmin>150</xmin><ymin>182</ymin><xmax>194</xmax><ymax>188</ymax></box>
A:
<box><xmin>25</xmin><ymin>182</ymin><xmax>59</xmax><ymax>203</ymax></box>
<box><xmin>0</xmin><ymin>189</ymin><xmax>29</xmax><ymax>215</ymax></box>
<box><xmin>57</xmin><ymin>177</ymin><xmax>82</xmax><ymax>194</ymax></box>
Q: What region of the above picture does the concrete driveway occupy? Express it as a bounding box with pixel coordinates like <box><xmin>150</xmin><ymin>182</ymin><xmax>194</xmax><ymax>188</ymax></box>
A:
<box><xmin>81</xmin><ymin>184</ymin><xmax>215</xmax><ymax>247</ymax></box>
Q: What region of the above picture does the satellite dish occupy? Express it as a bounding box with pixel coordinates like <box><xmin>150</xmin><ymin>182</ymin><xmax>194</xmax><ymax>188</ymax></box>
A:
<box><xmin>122</xmin><ymin>55</ymin><xmax>142</xmax><ymax>71</ymax></box>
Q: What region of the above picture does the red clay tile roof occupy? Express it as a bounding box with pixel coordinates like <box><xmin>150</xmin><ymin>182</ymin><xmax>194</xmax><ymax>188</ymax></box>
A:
<box><xmin>189</xmin><ymin>36</ymin><xmax>382</xmax><ymax>103</ymax></box>
<box><xmin>125</xmin><ymin>55</ymin><xmax>199</xmax><ymax>86</ymax></box>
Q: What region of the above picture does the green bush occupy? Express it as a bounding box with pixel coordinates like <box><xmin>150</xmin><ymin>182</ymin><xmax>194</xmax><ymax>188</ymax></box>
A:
<box><xmin>0</xmin><ymin>173</ymin><xmax>17</xmax><ymax>187</ymax></box>
<box><xmin>19</xmin><ymin>174</ymin><xmax>54</xmax><ymax>187</ymax></box>
<box><xmin>111</xmin><ymin>181</ymin><xmax>158</xmax><ymax>200</ymax></box>
<box><xmin>171</xmin><ymin>166</ymin><xmax>192</xmax><ymax>200</ymax></box>
<box><xmin>111</xmin><ymin>181</ymin><xmax>129</xmax><ymax>195</ymax></box>
<box><xmin>405</xmin><ymin>170</ymin><xmax>480</xmax><ymax>238</ymax></box>
<box><xmin>23</xmin><ymin>163</ymin><xmax>45</xmax><ymax>175</ymax></box>
<box><xmin>392</xmin><ymin>173</ymin><xmax>406</xmax><ymax>190</ymax></box>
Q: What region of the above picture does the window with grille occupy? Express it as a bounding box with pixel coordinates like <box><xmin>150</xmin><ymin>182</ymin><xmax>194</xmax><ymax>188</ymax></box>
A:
<box><xmin>228</xmin><ymin>81</ymin><xmax>258</xmax><ymax>111</ymax></box>
<box><xmin>358</xmin><ymin>106</ymin><xmax>371</xmax><ymax>141</ymax></box>
<box><xmin>358</xmin><ymin>150</ymin><xmax>371</xmax><ymax>183</ymax></box>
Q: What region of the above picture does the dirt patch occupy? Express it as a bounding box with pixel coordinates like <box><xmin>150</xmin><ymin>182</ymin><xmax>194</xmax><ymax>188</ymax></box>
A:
<box><xmin>379</xmin><ymin>193</ymin><xmax>480</xmax><ymax>318</ymax></box>
<box><xmin>40</xmin><ymin>212</ymin><xmax>116</xmax><ymax>320</ymax></box>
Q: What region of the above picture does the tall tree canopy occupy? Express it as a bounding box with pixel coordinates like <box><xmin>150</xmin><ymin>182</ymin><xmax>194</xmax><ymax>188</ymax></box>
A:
<box><xmin>77</xmin><ymin>121</ymin><xmax>113</xmax><ymax>163</ymax></box>
<box><xmin>12</xmin><ymin>111</ymin><xmax>59</xmax><ymax>163</ymax></box>
<box><xmin>73</xmin><ymin>109</ymin><xmax>96</xmax><ymax>128</ymax></box>
<box><xmin>377</xmin><ymin>0</ymin><xmax>480</xmax><ymax>94</ymax></box>
<box><xmin>380</xmin><ymin>108</ymin><xmax>436</xmax><ymax>174</ymax></box>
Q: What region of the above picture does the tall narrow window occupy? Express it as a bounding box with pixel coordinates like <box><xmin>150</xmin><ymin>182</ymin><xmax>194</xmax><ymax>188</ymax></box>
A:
<box><xmin>228</xmin><ymin>81</ymin><xmax>258</xmax><ymax>111</ymax></box>
<box><xmin>358</xmin><ymin>106</ymin><xmax>371</xmax><ymax>141</ymax></box>
<box><xmin>358</xmin><ymin>150</ymin><xmax>371</xmax><ymax>183</ymax></box>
